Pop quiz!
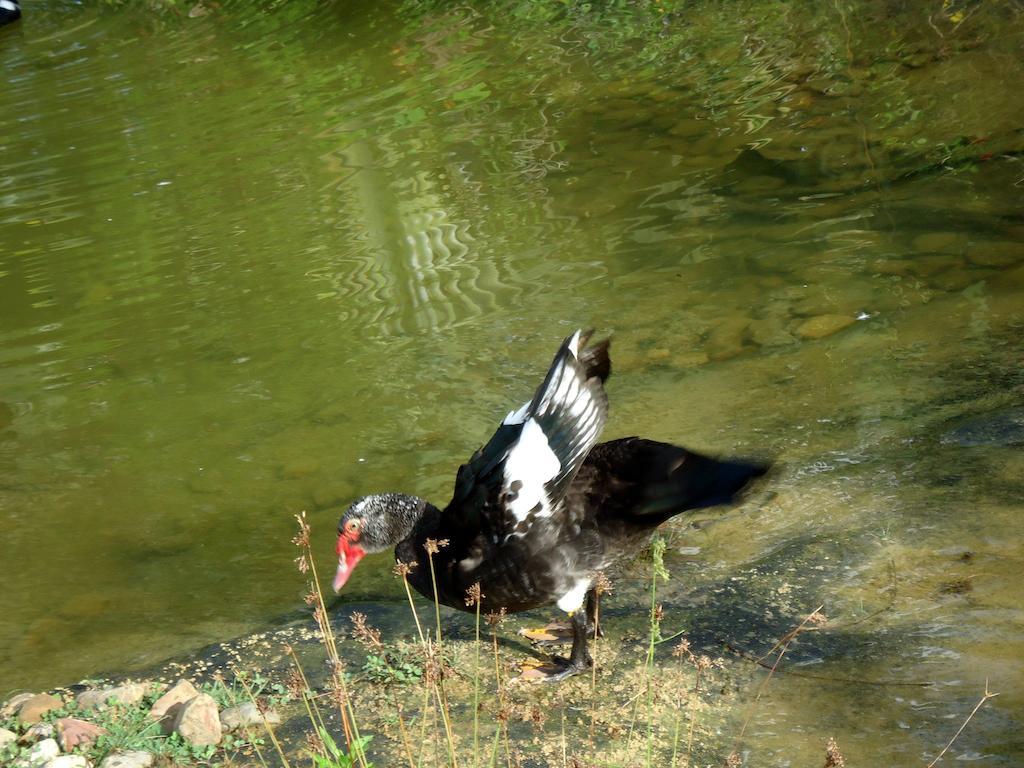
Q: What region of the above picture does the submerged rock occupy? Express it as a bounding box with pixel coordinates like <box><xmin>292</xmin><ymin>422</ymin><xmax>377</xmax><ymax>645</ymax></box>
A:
<box><xmin>171</xmin><ymin>693</ymin><xmax>221</xmax><ymax>746</ymax></box>
<box><xmin>220</xmin><ymin>701</ymin><xmax>281</xmax><ymax>731</ymax></box>
<box><xmin>705</xmin><ymin>317</ymin><xmax>751</xmax><ymax>360</ymax></box>
<box><xmin>942</xmin><ymin>408</ymin><xmax>1024</xmax><ymax>447</ymax></box>
<box><xmin>748</xmin><ymin>317</ymin><xmax>797</xmax><ymax>348</ymax></box>
<box><xmin>795</xmin><ymin>314</ymin><xmax>856</xmax><ymax>340</ymax></box>
<box><xmin>97</xmin><ymin>752</ymin><xmax>155</xmax><ymax>768</ymax></box>
<box><xmin>966</xmin><ymin>240</ymin><xmax>1023</xmax><ymax>268</ymax></box>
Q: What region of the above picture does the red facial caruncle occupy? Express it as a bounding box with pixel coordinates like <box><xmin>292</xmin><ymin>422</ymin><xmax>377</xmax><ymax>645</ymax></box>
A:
<box><xmin>333</xmin><ymin>517</ymin><xmax>367</xmax><ymax>592</ymax></box>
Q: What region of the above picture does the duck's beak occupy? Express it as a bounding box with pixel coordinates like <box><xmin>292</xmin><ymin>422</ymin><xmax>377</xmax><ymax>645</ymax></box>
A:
<box><xmin>333</xmin><ymin>534</ymin><xmax>366</xmax><ymax>592</ymax></box>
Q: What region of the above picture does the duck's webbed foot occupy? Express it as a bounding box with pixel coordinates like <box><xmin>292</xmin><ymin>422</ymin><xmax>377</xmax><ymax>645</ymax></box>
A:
<box><xmin>518</xmin><ymin>610</ymin><xmax>592</xmax><ymax>682</ymax></box>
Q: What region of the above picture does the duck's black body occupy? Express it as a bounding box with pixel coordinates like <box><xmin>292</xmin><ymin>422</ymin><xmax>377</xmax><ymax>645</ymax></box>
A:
<box><xmin>0</xmin><ymin>0</ymin><xmax>21</xmax><ymax>26</ymax></box>
<box><xmin>335</xmin><ymin>330</ymin><xmax>768</xmax><ymax>680</ymax></box>
<box><xmin>397</xmin><ymin>437</ymin><xmax>764</xmax><ymax>617</ymax></box>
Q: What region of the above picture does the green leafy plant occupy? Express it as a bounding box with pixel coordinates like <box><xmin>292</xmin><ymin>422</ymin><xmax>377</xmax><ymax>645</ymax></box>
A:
<box><xmin>362</xmin><ymin>651</ymin><xmax>423</xmax><ymax>685</ymax></box>
<box><xmin>312</xmin><ymin>729</ymin><xmax>373</xmax><ymax>768</ymax></box>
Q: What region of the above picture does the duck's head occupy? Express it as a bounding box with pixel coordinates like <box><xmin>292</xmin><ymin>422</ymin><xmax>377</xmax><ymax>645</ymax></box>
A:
<box><xmin>333</xmin><ymin>493</ymin><xmax>426</xmax><ymax>592</ymax></box>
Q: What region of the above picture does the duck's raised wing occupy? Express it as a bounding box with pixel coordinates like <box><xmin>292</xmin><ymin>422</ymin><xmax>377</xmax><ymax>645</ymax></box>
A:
<box><xmin>446</xmin><ymin>330</ymin><xmax>610</xmax><ymax>537</ymax></box>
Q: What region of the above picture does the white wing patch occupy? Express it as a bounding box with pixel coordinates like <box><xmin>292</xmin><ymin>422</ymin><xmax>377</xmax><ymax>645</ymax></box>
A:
<box><xmin>502</xmin><ymin>418</ymin><xmax>560</xmax><ymax>523</ymax></box>
<box><xmin>502</xmin><ymin>400</ymin><xmax>530</xmax><ymax>425</ymax></box>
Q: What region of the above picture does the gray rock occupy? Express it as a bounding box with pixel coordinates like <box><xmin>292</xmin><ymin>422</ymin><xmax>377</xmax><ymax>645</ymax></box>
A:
<box><xmin>98</xmin><ymin>752</ymin><xmax>155</xmax><ymax>768</ymax></box>
<box><xmin>148</xmin><ymin>680</ymin><xmax>198</xmax><ymax>722</ymax></box>
<box><xmin>42</xmin><ymin>757</ymin><xmax>90</xmax><ymax>768</ymax></box>
<box><xmin>76</xmin><ymin>682</ymin><xmax>149</xmax><ymax>712</ymax></box>
<box><xmin>171</xmin><ymin>693</ymin><xmax>221</xmax><ymax>747</ymax></box>
<box><xmin>15</xmin><ymin>738</ymin><xmax>59</xmax><ymax>767</ymax></box>
<box><xmin>220</xmin><ymin>701</ymin><xmax>281</xmax><ymax>732</ymax></box>
<box><xmin>0</xmin><ymin>727</ymin><xmax>17</xmax><ymax>747</ymax></box>
<box><xmin>21</xmin><ymin>722</ymin><xmax>56</xmax><ymax>742</ymax></box>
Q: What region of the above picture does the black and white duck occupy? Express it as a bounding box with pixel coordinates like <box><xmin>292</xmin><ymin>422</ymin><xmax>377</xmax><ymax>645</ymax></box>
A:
<box><xmin>333</xmin><ymin>330</ymin><xmax>768</xmax><ymax>681</ymax></box>
<box><xmin>0</xmin><ymin>0</ymin><xmax>20</xmax><ymax>26</ymax></box>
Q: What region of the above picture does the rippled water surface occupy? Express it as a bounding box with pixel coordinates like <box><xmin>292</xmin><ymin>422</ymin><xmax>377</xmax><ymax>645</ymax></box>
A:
<box><xmin>2</xmin><ymin>0</ymin><xmax>1022</xmax><ymax>763</ymax></box>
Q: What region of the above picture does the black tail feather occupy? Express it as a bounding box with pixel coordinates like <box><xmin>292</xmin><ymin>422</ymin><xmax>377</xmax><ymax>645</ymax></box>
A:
<box><xmin>587</xmin><ymin>437</ymin><xmax>769</xmax><ymax>523</ymax></box>
<box><xmin>578</xmin><ymin>330</ymin><xmax>611</xmax><ymax>384</ymax></box>
<box><xmin>656</xmin><ymin>452</ymin><xmax>769</xmax><ymax>515</ymax></box>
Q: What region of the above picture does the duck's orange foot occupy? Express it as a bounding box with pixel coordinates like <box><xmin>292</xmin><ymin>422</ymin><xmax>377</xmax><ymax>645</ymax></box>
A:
<box><xmin>516</xmin><ymin>655</ymin><xmax>590</xmax><ymax>683</ymax></box>
<box><xmin>518</xmin><ymin>622</ymin><xmax>573</xmax><ymax>646</ymax></box>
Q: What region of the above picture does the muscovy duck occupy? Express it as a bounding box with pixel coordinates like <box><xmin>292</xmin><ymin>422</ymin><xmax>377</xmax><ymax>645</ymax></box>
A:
<box><xmin>334</xmin><ymin>330</ymin><xmax>768</xmax><ymax>680</ymax></box>
<box><xmin>0</xmin><ymin>0</ymin><xmax>20</xmax><ymax>26</ymax></box>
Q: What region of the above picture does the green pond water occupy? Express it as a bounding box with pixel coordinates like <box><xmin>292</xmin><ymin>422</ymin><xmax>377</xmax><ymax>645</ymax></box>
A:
<box><xmin>1</xmin><ymin>0</ymin><xmax>1023</xmax><ymax>763</ymax></box>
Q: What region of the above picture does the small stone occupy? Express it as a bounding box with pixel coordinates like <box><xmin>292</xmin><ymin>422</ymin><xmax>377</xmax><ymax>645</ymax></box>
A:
<box><xmin>967</xmin><ymin>241</ymin><xmax>1023</xmax><ymax>268</ymax></box>
<box><xmin>171</xmin><ymin>693</ymin><xmax>221</xmax><ymax>747</ymax></box>
<box><xmin>312</xmin><ymin>481</ymin><xmax>354</xmax><ymax>510</ymax></box>
<box><xmin>0</xmin><ymin>727</ymin><xmax>16</xmax><ymax>747</ymax></box>
<box><xmin>21</xmin><ymin>722</ymin><xmax>55</xmax><ymax>742</ymax></box>
<box><xmin>1</xmin><ymin>693</ymin><xmax>35</xmax><ymax>718</ymax></box>
<box><xmin>674</xmin><ymin>351</ymin><xmax>710</xmax><ymax>367</ymax></box>
<box><xmin>279</xmin><ymin>460</ymin><xmax>319</xmax><ymax>479</ymax></box>
<box><xmin>220</xmin><ymin>702</ymin><xmax>281</xmax><ymax>732</ymax></box>
<box><xmin>705</xmin><ymin>317</ymin><xmax>751</xmax><ymax>361</ymax></box>
<box><xmin>43</xmin><ymin>757</ymin><xmax>90</xmax><ymax>768</ymax></box>
<box><xmin>929</xmin><ymin>269</ymin><xmax>993</xmax><ymax>293</ymax></box>
<box><xmin>56</xmin><ymin>718</ymin><xmax>106</xmax><ymax>751</ymax></box>
<box><xmin>16</xmin><ymin>693</ymin><xmax>64</xmax><ymax>725</ymax></box>
<box><xmin>148</xmin><ymin>680</ymin><xmax>198</xmax><ymax>722</ymax></box>
<box><xmin>668</xmin><ymin>118</ymin><xmax>706</xmax><ymax>138</ymax></box>
<box><xmin>870</xmin><ymin>258</ymin><xmax>915</xmax><ymax>276</ymax></box>
<box><xmin>795</xmin><ymin>314</ymin><xmax>856</xmax><ymax>340</ymax></box>
<box><xmin>902</xmin><ymin>52</ymin><xmax>932</xmax><ymax>68</ymax></box>
<box><xmin>76</xmin><ymin>682</ymin><xmax>148</xmax><ymax>712</ymax></box>
<box><xmin>911</xmin><ymin>231</ymin><xmax>966</xmax><ymax>254</ymax></box>
<box><xmin>748</xmin><ymin>317</ymin><xmax>797</xmax><ymax>348</ymax></box>
<box><xmin>98</xmin><ymin>752</ymin><xmax>155</xmax><ymax>768</ymax></box>
<box><xmin>15</xmin><ymin>738</ymin><xmax>59</xmax><ymax>767</ymax></box>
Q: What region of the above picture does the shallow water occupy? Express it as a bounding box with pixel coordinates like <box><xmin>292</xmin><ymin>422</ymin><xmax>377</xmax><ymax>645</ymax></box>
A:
<box><xmin>1</xmin><ymin>0</ymin><xmax>1022</xmax><ymax>763</ymax></box>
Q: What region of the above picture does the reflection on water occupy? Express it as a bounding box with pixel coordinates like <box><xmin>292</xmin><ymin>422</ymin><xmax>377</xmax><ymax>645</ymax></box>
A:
<box><xmin>1</xmin><ymin>0</ymin><xmax>1022</xmax><ymax>763</ymax></box>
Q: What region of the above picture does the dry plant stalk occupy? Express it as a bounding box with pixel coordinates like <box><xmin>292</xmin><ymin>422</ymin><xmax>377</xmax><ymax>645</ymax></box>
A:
<box><xmin>487</xmin><ymin>607</ymin><xmax>513</xmax><ymax>768</ymax></box>
<box><xmin>465</xmin><ymin>582</ymin><xmax>484</xmax><ymax>768</ymax></box>
<box><xmin>292</xmin><ymin>512</ymin><xmax>369</xmax><ymax>768</ymax></box>
<box><xmin>237</xmin><ymin>671</ymin><xmax>291</xmax><ymax>768</ymax></box>
<box><xmin>926</xmin><ymin>680</ymin><xmax>999</xmax><ymax>768</ymax></box>
<box><xmin>348</xmin><ymin>613</ymin><xmax>417</xmax><ymax>768</ymax></box>
<box><xmin>670</xmin><ymin>638</ymin><xmax>712</xmax><ymax>768</ymax></box>
<box><xmin>424</xmin><ymin>538</ymin><xmax>459</xmax><ymax>768</ymax></box>
<box><xmin>732</xmin><ymin>604</ymin><xmax>828</xmax><ymax>757</ymax></box>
